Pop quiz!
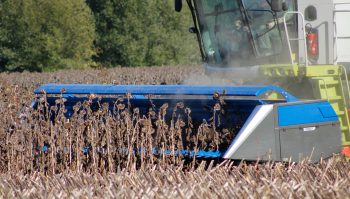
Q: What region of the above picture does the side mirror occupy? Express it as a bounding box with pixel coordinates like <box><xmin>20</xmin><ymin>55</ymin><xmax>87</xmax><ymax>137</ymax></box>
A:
<box><xmin>175</xmin><ymin>0</ymin><xmax>182</xmax><ymax>12</ymax></box>
<box><xmin>305</xmin><ymin>6</ymin><xmax>317</xmax><ymax>21</ymax></box>
<box><xmin>271</xmin><ymin>0</ymin><xmax>283</xmax><ymax>12</ymax></box>
<box><xmin>282</xmin><ymin>2</ymin><xmax>288</xmax><ymax>11</ymax></box>
<box><xmin>189</xmin><ymin>27</ymin><xmax>198</xmax><ymax>34</ymax></box>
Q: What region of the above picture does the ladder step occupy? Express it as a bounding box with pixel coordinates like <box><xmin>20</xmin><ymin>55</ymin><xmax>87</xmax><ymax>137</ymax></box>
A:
<box><xmin>336</xmin><ymin>36</ymin><xmax>350</xmax><ymax>39</ymax></box>
<box><xmin>334</xmin><ymin>10</ymin><xmax>350</xmax><ymax>13</ymax></box>
<box><xmin>341</xmin><ymin>126</ymin><xmax>349</xmax><ymax>131</ymax></box>
<box><xmin>328</xmin><ymin>96</ymin><xmax>343</xmax><ymax>101</ymax></box>
<box><xmin>319</xmin><ymin>80</ymin><xmax>340</xmax><ymax>85</ymax></box>
<box><xmin>337</xmin><ymin>111</ymin><xmax>345</xmax><ymax>116</ymax></box>
<box><xmin>288</xmin><ymin>38</ymin><xmax>303</xmax><ymax>41</ymax></box>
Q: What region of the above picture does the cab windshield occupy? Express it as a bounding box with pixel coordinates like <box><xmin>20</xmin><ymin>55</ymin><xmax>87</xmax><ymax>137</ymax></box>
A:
<box><xmin>194</xmin><ymin>0</ymin><xmax>286</xmax><ymax>67</ymax></box>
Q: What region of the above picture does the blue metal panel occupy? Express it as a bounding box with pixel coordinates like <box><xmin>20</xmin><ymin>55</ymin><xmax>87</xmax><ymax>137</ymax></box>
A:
<box><xmin>41</xmin><ymin>96</ymin><xmax>262</xmax><ymax>129</ymax></box>
<box><xmin>42</xmin><ymin>144</ymin><xmax>225</xmax><ymax>158</ymax></box>
<box><xmin>32</xmin><ymin>83</ymin><xmax>302</xmax><ymax>158</ymax></box>
<box><xmin>278</xmin><ymin>102</ymin><xmax>339</xmax><ymax>127</ymax></box>
<box><xmin>318</xmin><ymin>105</ymin><xmax>338</xmax><ymax>118</ymax></box>
<box><xmin>151</xmin><ymin>149</ymin><xmax>224</xmax><ymax>158</ymax></box>
<box><xmin>34</xmin><ymin>84</ymin><xmax>299</xmax><ymax>102</ymax></box>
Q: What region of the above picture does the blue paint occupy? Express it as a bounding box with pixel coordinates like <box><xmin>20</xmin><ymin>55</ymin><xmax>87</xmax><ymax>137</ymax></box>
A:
<box><xmin>31</xmin><ymin>83</ymin><xmax>301</xmax><ymax>159</ymax></box>
<box><xmin>151</xmin><ymin>148</ymin><xmax>224</xmax><ymax>158</ymax></box>
<box><xmin>318</xmin><ymin>105</ymin><xmax>338</xmax><ymax>118</ymax></box>
<box><xmin>42</xmin><ymin>145</ymin><xmax>48</xmax><ymax>153</ymax></box>
<box><xmin>278</xmin><ymin>101</ymin><xmax>339</xmax><ymax>127</ymax></box>
<box><xmin>34</xmin><ymin>84</ymin><xmax>285</xmax><ymax>130</ymax></box>
<box><xmin>34</xmin><ymin>84</ymin><xmax>298</xmax><ymax>102</ymax></box>
<box><xmin>37</xmin><ymin>145</ymin><xmax>223</xmax><ymax>158</ymax></box>
<box><xmin>82</xmin><ymin>146</ymin><xmax>90</xmax><ymax>154</ymax></box>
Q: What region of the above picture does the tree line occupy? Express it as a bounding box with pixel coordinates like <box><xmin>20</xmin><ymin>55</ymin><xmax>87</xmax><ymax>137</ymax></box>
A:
<box><xmin>0</xmin><ymin>0</ymin><xmax>199</xmax><ymax>71</ymax></box>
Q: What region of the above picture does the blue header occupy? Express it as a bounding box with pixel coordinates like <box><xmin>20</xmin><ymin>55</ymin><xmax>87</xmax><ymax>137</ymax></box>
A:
<box><xmin>35</xmin><ymin>84</ymin><xmax>299</xmax><ymax>102</ymax></box>
<box><xmin>278</xmin><ymin>101</ymin><xmax>339</xmax><ymax>127</ymax></box>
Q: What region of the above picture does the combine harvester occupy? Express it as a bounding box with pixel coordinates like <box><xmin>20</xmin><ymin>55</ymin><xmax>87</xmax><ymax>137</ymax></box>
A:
<box><xmin>34</xmin><ymin>0</ymin><xmax>350</xmax><ymax>162</ymax></box>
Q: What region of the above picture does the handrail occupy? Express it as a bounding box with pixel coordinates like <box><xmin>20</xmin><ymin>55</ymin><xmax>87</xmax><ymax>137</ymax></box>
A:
<box><xmin>34</xmin><ymin>84</ymin><xmax>300</xmax><ymax>102</ymax></box>
<box><xmin>340</xmin><ymin>65</ymin><xmax>350</xmax><ymax>109</ymax></box>
<box><xmin>333</xmin><ymin>3</ymin><xmax>350</xmax><ymax>64</ymax></box>
<box><xmin>338</xmin><ymin>65</ymin><xmax>350</xmax><ymax>138</ymax></box>
<box><xmin>283</xmin><ymin>11</ymin><xmax>308</xmax><ymax>67</ymax></box>
<box><xmin>313</xmin><ymin>78</ymin><xmax>329</xmax><ymax>100</ymax></box>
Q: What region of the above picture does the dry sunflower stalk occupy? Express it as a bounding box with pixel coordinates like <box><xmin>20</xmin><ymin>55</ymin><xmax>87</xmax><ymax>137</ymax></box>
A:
<box><xmin>0</xmin><ymin>66</ymin><xmax>348</xmax><ymax>198</ymax></box>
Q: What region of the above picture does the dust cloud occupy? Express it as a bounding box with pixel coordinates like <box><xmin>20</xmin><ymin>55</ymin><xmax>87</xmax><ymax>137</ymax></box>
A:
<box><xmin>183</xmin><ymin>64</ymin><xmax>265</xmax><ymax>86</ymax></box>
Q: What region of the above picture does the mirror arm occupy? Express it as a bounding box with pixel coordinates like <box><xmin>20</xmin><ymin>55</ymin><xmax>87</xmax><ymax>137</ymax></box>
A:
<box><xmin>175</xmin><ymin>0</ymin><xmax>182</xmax><ymax>12</ymax></box>
<box><xmin>271</xmin><ymin>0</ymin><xmax>283</xmax><ymax>12</ymax></box>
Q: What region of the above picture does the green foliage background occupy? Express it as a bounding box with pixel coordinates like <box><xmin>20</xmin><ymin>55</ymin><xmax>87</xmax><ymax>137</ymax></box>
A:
<box><xmin>0</xmin><ymin>0</ymin><xmax>96</xmax><ymax>71</ymax></box>
<box><xmin>0</xmin><ymin>0</ymin><xmax>199</xmax><ymax>71</ymax></box>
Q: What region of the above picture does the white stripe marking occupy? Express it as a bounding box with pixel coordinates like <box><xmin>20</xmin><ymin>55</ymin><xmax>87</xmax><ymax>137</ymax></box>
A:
<box><xmin>223</xmin><ymin>105</ymin><xmax>273</xmax><ymax>159</ymax></box>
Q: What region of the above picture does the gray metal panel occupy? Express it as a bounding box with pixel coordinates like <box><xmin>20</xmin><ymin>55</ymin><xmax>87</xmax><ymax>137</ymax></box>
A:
<box><xmin>279</xmin><ymin>123</ymin><xmax>341</xmax><ymax>162</ymax></box>
<box><xmin>224</xmin><ymin>100</ymin><xmax>341</xmax><ymax>162</ymax></box>
<box><xmin>298</xmin><ymin>0</ymin><xmax>335</xmax><ymax>64</ymax></box>
<box><xmin>224</xmin><ymin>105</ymin><xmax>279</xmax><ymax>161</ymax></box>
<box><xmin>273</xmin><ymin>100</ymin><xmax>336</xmax><ymax>128</ymax></box>
<box><xmin>334</xmin><ymin>1</ymin><xmax>350</xmax><ymax>63</ymax></box>
<box><xmin>274</xmin><ymin>100</ymin><xmax>341</xmax><ymax>162</ymax></box>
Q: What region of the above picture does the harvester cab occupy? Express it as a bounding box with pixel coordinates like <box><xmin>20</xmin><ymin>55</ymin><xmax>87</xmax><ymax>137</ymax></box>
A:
<box><xmin>183</xmin><ymin>0</ymin><xmax>336</xmax><ymax>72</ymax></box>
<box><xmin>183</xmin><ymin>0</ymin><xmax>292</xmax><ymax>67</ymax></box>
<box><xmin>33</xmin><ymin>0</ymin><xmax>350</xmax><ymax>162</ymax></box>
<box><xmin>180</xmin><ymin>0</ymin><xmax>350</xmax><ymax>157</ymax></box>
